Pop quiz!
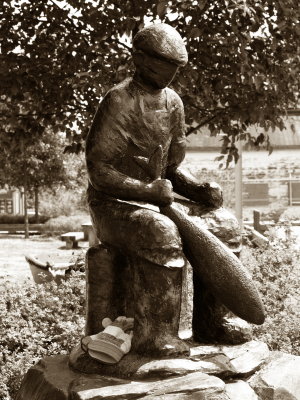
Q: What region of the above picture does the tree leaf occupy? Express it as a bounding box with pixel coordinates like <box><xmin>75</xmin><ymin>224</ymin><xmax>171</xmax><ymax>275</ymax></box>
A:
<box><xmin>157</xmin><ymin>1</ymin><xmax>168</xmax><ymax>18</ymax></box>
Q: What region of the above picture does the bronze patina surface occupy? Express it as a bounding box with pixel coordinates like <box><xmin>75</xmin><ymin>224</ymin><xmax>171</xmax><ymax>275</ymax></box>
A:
<box><xmin>84</xmin><ymin>23</ymin><xmax>264</xmax><ymax>358</ymax></box>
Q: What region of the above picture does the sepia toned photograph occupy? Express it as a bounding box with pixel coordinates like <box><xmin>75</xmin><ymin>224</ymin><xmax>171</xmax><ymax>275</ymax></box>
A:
<box><xmin>0</xmin><ymin>1</ymin><xmax>299</xmax><ymax>399</ymax></box>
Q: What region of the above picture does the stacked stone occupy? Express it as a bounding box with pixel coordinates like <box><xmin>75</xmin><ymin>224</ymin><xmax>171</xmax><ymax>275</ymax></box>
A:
<box><xmin>16</xmin><ymin>341</ymin><xmax>300</xmax><ymax>400</ymax></box>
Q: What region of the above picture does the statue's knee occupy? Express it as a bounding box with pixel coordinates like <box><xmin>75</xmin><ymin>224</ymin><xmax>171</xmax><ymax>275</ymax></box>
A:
<box><xmin>88</xmin><ymin>204</ymin><xmax>184</xmax><ymax>267</ymax></box>
<box><xmin>131</xmin><ymin>209</ymin><xmax>184</xmax><ymax>267</ymax></box>
<box><xmin>143</xmin><ymin>210</ymin><xmax>182</xmax><ymax>248</ymax></box>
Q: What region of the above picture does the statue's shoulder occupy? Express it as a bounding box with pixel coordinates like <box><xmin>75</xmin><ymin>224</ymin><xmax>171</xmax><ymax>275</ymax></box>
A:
<box><xmin>103</xmin><ymin>78</ymin><xmax>134</xmax><ymax>106</ymax></box>
<box><xmin>165</xmin><ymin>87</ymin><xmax>184</xmax><ymax>110</ymax></box>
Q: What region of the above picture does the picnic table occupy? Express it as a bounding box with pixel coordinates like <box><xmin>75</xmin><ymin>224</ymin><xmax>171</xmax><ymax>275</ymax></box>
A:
<box><xmin>61</xmin><ymin>231</ymin><xmax>85</xmax><ymax>249</ymax></box>
<box><xmin>60</xmin><ymin>222</ymin><xmax>98</xmax><ymax>249</ymax></box>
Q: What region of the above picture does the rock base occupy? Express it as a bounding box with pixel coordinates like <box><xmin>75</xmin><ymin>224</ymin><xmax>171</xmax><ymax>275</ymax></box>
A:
<box><xmin>69</xmin><ymin>339</ymin><xmax>269</xmax><ymax>379</ymax></box>
<box><xmin>16</xmin><ymin>341</ymin><xmax>300</xmax><ymax>400</ymax></box>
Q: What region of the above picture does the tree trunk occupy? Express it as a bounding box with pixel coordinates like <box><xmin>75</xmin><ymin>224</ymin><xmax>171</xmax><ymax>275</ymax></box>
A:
<box><xmin>34</xmin><ymin>186</ymin><xmax>39</xmax><ymax>223</ymax></box>
<box><xmin>23</xmin><ymin>187</ymin><xmax>29</xmax><ymax>239</ymax></box>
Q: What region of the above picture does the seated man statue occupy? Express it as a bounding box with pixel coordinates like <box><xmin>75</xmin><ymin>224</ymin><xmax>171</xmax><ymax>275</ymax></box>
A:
<box><xmin>85</xmin><ymin>23</ymin><xmax>242</xmax><ymax>357</ymax></box>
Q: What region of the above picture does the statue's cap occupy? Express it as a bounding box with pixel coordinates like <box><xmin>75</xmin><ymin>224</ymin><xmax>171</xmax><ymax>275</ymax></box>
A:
<box><xmin>133</xmin><ymin>23</ymin><xmax>188</xmax><ymax>67</ymax></box>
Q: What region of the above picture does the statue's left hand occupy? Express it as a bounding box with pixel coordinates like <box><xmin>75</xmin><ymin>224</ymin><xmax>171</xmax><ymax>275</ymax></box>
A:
<box><xmin>166</xmin><ymin>167</ymin><xmax>223</xmax><ymax>208</ymax></box>
<box><xmin>206</xmin><ymin>182</ymin><xmax>223</xmax><ymax>208</ymax></box>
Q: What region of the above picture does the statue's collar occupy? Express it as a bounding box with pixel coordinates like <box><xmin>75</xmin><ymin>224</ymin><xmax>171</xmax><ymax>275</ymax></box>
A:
<box><xmin>132</xmin><ymin>75</ymin><xmax>163</xmax><ymax>96</ymax></box>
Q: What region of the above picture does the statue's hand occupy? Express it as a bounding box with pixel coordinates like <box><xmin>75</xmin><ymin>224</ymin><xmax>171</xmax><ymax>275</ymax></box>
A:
<box><xmin>206</xmin><ymin>182</ymin><xmax>223</xmax><ymax>208</ymax></box>
<box><xmin>148</xmin><ymin>179</ymin><xmax>174</xmax><ymax>206</ymax></box>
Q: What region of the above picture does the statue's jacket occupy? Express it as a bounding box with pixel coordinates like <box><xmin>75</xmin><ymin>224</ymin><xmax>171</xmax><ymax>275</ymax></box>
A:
<box><xmin>86</xmin><ymin>77</ymin><xmax>186</xmax><ymax>203</ymax></box>
<box><xmin>85</xmin><ymin>77</ymin><xmax>187</xmax><ymax>267</ymax></box>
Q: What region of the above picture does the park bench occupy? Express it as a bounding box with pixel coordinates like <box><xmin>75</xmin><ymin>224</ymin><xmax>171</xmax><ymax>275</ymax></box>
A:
<box><xmin>60</xmin><ymin>231</ymin><xmax>84</xmax><ymax>249</ymax></box>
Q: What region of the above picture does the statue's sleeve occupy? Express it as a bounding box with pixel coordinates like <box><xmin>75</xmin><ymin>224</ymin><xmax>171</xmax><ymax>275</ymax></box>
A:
<box><xmin>167</xmin><ymin>95</ymin><xmax>186</xmax><ymax>171</ymax></box>
<box><xmin>166</xmin><ymin>94</ymin><xmax>223</xmax><ymax>208</ymax></box>
<box><xmin>87</xmin><ymin>92</ymin><xmax>121</xmax><ymax>163</ymax></box>
<box><xmin>86</xmin><ymin>90</ymin><xmax>155</xmax><ymax>202</ymax></box>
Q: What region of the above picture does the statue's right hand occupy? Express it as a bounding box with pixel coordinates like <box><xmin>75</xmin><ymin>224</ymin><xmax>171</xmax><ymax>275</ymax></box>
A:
<box><xmin>147</xmin><ymin>179</ymin><xmax>174</xmax><ymax>206</ymax></box>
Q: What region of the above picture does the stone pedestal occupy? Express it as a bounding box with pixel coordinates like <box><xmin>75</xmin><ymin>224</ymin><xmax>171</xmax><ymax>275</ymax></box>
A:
<box><xmin>17</xmin><ymin>355</ymin><xmax>226</xmax><ymax>400</ymax></box>
<box><xmin>18</xmin><ymin>340</ymin><xmax>294</xmax><ymax>400</ymax></box>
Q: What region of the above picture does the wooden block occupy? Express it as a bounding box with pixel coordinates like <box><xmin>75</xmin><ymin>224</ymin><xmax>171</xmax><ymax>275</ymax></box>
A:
<box><xmin>251</xmin><ymin>229</ymin><xmax>269</xmax><ymax>248</ymax></box>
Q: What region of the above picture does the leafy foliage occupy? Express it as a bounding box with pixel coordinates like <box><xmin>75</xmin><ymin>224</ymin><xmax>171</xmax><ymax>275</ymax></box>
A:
<box><xmin>170</xmin><ymin>0</ymin><xmax>300</xmax><ymax>165</ymax></box>
<box><xmin>242</xmin><ymin>240</ymin><xmax>300</xmax><ymax>355</ymax></box>
<box><xmin>0</xmin><ymin>272</ymin><xmax>85</xmax><ymax>400</ymax></box>
<box><xmin>0</xmin><ymin>132</ymin><xmax>68</xmax><ymax>191</ymax></box>
<box><xmin>38</xmin><ymin>188</ymin><xmax>88</xmax><ymax>219</ymax></box>
<box><xmin>1</xmin><ymin>0</ymin><xmax>299</xmax><ymax>167</ymax></box>
<box><xmin>0</xmin><ymin>128</ymin><xmax>72</xmax><ymax>234</ymax></box>
<box><xmin>40</xmin><ymin>214</ymin><xmax>89</xmax><ymax>235</ymax></box>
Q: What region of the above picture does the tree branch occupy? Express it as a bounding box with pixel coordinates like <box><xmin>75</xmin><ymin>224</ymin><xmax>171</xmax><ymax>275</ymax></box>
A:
<box><xmin>116</xmin><ymin>40</ymin><xmax>132</xmax><ymax>51</ymax></box>
<box><xmin>186</xmin><ymin>112</ymin><xmax>224</xmax><ymax>136</ymax></box>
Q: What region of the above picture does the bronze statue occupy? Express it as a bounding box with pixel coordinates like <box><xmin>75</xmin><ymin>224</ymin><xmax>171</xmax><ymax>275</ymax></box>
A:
<box><xmin>84</xmin><ymin>23</ymin><xmax>264</xmax><ymax>358</ymax></box>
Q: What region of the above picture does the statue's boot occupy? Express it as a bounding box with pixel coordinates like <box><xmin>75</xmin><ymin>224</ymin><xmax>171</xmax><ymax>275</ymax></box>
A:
<box><xmin>190</xmin><ymin>208</ymin><xmax>251</xmax><ymax>345</ymax></box>
<box><xmin>192</xmin><ymin>272</ymin><xmax>252</xmax><ymax>344</ymax></box>
<box><xmin>131</xmin><ymin>256</ymin><xmax>189</xmax><ymax>357</ymax></box>
<box><xmin>192</xmin><ymin>271</ymin><xmax>227</xmax><ymax>343</ymax></box>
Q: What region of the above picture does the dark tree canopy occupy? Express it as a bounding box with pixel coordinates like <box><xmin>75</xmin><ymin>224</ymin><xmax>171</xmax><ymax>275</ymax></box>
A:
<box><xmin>1</xmin><ymin>0</ymin><xmax>299</xmax><ymax>165</ymax></box>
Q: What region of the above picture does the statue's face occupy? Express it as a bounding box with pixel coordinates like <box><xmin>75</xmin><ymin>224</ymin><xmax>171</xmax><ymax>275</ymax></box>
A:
<box><xmin>134</xmin><ymin>51</ymin><xmax>179</xmax><ymax>90</ymax></box>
